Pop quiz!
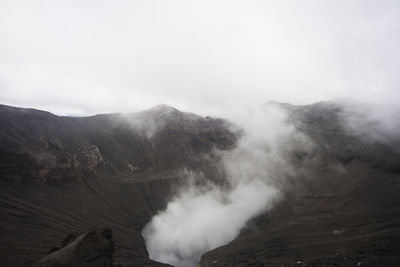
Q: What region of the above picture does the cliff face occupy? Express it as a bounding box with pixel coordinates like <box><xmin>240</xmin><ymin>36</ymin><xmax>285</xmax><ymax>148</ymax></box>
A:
<box><xmin>0</xmin><ymin>101</ymin><xmax>400</xmax><ymax>267</ymax></box>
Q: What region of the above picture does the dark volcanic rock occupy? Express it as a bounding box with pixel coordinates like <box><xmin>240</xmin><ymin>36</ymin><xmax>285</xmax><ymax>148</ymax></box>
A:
<box><xmin>0</xmin><ymin>104</ymin><xmax>235</xmax><ymax>266</ymax></box>
<box><xmin>285</xmin><ymin>100</ymin><xmax>400</xmax><ymax>173</ymax></box>
<box><xmin>200</xmin><ymin>160</ymin><xmax>400</xmax><ymax>266</ymax></box>
<box><xmin>34</xmin><ymin>228</ymin><xmax>114</xmax><ymax>267</ymax></box>
<box><xmin>1</xmin><ymin>101</ymin><xmax>400</xmax><ymax>267</ymax></box>
<box><xmin>0</xmin><ymin>104</ymin><xmax>236</xmax><ymax>184</ymax></box>
<box><xmin>199</xmin><ymin>101</ymin><xmax>400</xmax><ymax>267</ymax></box>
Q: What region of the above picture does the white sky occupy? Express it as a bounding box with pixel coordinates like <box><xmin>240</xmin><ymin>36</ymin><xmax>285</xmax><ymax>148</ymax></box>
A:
<box><xmin>0</xmin><ymin>0</ymin><xmax>399</xmax><ymax>116</ymax></box>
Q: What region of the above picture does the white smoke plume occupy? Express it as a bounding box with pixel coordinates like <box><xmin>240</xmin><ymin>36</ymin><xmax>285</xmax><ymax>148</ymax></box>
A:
<box><xmin>335</xmin><ymin>98</ymin><xmax>400</xmax><ymax>147</ymax></box>
<box><xmin>142</xmin><ymin>104</ymin><xmax>312</xmax><ymax>267</ymax></box>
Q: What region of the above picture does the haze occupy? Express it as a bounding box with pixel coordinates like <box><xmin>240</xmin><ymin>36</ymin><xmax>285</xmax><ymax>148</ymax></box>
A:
<box><xmin>0</xmin><ymin>0</ymin><xmax>399</xmax><ymax>116</ymax></box>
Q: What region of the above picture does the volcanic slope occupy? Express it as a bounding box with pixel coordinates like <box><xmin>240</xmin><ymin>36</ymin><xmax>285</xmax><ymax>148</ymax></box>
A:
<box><xmin>201</xmin><ymin>101</ymin><xmax>400</xmax><ymax>266</ymax></box>
<box><xmin>1</xmin><ymin>101</ymin><xmax>400</xmax><ymax>266</ymax></box>
<box><xmin>0</xmin><ymin>104</ymin><xmax>235</xmax><ymax>266</ymax></box>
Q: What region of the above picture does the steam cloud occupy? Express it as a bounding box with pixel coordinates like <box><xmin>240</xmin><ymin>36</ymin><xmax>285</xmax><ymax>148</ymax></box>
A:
<box><xmin>142</xmin><ymin>104</ymin><xmax>312</xmax><ymax>267</ymax></box>
<box><xmin>336</xmin><ymin>99</ymin><xmax>400</xmax><ymax>147</ymax></box>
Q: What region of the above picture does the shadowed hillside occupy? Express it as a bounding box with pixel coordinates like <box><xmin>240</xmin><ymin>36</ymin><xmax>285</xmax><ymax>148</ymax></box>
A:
<box><xmin>0</xmin><ymin>104</ymin><xmax>236</xmax><ymax>266</ymax></box>
<box><xmin>0</xmin><ymin>101</ymin><xmax>400</xmax><ymax>266</ymax></box>
<box><xmin>201</xmin><ymin>101</ymin><xmax>400</xmax><ymax>266</ymax></box>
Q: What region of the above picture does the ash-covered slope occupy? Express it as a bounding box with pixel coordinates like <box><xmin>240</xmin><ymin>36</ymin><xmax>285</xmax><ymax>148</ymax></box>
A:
<box><xmin>0</xmin><ymin>104</ymin><xmax>235</xmax><ymax>184</ymax></box>
<box><xmin>1</xmin><ymin>100</ymin><xmax>400</xmax><ymax>267</ymax></box>
<box><xmin>200</xmin><ymin>100</ymin><xmax>400</xmax><ymax>266</ymax></box>
<box><xmin>0</xmin><ymin>104</ymin><xmax>235</xmax><ymax>266</ymax></box>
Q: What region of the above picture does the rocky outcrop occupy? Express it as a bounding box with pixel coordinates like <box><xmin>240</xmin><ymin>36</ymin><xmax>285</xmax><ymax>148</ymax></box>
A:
<box><xmin>28</xmin><ymin>142</ymin><xmax>104</xmax><ymax>184</ymax></box>
<box><xmin>34</xmin><ymin>228</ymin><xmax>114</xmax><ymax>267</ymax></box>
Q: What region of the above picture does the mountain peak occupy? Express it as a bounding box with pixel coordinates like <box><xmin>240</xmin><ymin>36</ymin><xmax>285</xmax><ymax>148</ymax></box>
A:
<box><xmin>141</xmin><ymin>104</ymin><xmax>180</xmax><ymax>116</ymax></box>
<box><xmin>148</xmin><ymin>104</ymin><xmax>178</xmax><ymax>112</ymax></box>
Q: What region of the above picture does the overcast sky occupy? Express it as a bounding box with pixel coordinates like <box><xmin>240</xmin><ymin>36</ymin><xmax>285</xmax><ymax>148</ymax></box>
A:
<box><xmin>0</xmin><ymin>0</ymin><xmax>399</xmax><ymax>116</ymax></box>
